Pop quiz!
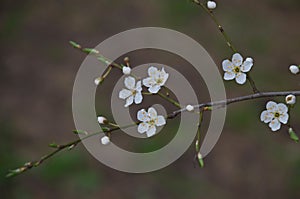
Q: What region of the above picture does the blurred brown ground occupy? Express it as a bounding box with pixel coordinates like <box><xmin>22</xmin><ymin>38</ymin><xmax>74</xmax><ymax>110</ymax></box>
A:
<box><xmin>1</xmin><ymin>0</ymin><xmax>300</xmax><ymax>199</ymax></box>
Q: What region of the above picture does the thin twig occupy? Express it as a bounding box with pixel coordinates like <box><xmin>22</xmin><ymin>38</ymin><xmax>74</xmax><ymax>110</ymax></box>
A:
<box><xmin>174</xmin><ymin>90</ymin><xmax>300</xmax><ymax>115</ymax></box>
<box><xmin>192</xmin><ymin>0</ymin><xmax>237</xmax><ymax>52</ymax></box>
<box><xmin>192</xmin><ymin>0</ymin><xmax>260</xmax><ymax>93</ymax></box>
<box><xmin>157</xmin><ymin>92</ymin><xmax>181</xmax><ymax>108</ymax></box>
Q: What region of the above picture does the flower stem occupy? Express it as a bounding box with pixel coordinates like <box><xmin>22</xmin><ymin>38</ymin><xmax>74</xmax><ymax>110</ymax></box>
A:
<box><xmin>157</xmin><ymin>92</ymin><xmax>181</xmax><ymax>108</ymax></box>
<box><xmin>192</xmin><ymin>1</ymin><xmax>260</xmax><ymax>93</ymax></box>
<box><xmin>192</xmin><ymin>1</ymin><xmax>237</xmax><ymax>52</ymax></box>
<box><xmin>142</xmin><ymin>91</ymin><xmax>181</xmax><ymax>108</ymax></box>
<box><xmin>247</xmin><ymin>74</ymin><xmax>259</xmax><ymax>93</ymax></box>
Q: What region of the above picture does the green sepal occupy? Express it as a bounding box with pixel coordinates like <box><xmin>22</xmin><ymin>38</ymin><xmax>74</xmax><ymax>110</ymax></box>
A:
<box><xmin>69</xmin><ymin>41</ymin><xmax>81</xmax><ymax>49</ymax></box>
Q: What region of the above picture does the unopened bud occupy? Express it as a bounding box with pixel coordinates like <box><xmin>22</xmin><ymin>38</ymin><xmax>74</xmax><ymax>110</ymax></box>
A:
<box><xmin>207</xmin><ymin>1</ymin><xmax>217</xmax><ymax>10</ymax></box>
<box><xmin>97</xmin><ymin>116</ymin><xmax>108</xmax><ymax>124</ymax></box>
<box><xmin>101</xmin><ymin>136</ymin><xmax>110</xmax><ymax>145</ymax></box>
<box><xmin>285</xmin><ymin>94</ymin><xmax>296</xmax><ymax>105</ymax></box>
<box><xmin>122</xmin><ymin>66</ymin><xmax>131</xmax><ymax>75</ymax></box>
<box><xmin>289</xmin><ymin>65</ymin><xmax>299</xmax><ymax>75</ymax></box>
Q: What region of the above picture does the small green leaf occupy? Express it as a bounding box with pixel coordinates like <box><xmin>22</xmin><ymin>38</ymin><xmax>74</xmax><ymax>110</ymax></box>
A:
<box><xmin>68</xmin><ymin>144</ymin><xmax>76</xmax><ymax>150</ymax></box>
<box><xmin>97</xmin><ymin>57</ymin><xmax>111</xmax><ymax>65</ymax></box>
<box><xmin>101</xmin><ymin>127</ymin><xmax>110</xmax><ymax>132</ymax></box>
<box><xmin>83</xmin><ymin>48</ymin><xmax>99</xmax><ymax>54</ymax></box>
<box><xmin>6</xmin><ymin>168</ymin><xmax>24</xmax><ymax>178</ymax></box>
<box><xmin>72</xmin><ymin>130</ymin><xmax>88</xmax><ymax>135</ymax></box>
<box><xmin>204</xmin><ymin>106</ymin><xmax>213</xmax><ymax>111</ymax></box>
<box><xmin>6</xmin><ymin>172</ymin><xmax>15</xmax><ymax>178</ymax></box>
<box><xmin>197</xmin><ymin>152</ymin><xmax>204</xmax><ymax>168</ymax></box>
<box><xmin>289</xmin><ymin>128</ymin><xmax>299</xmax><ymax>143</ymax></box>
<box><xmin>195</xmin><ymin>140</ymin><xmax>200</xmax><ymax>152</ymax></box>
<box><xmin>49</xmin><ymin>143</ymin><xmax>59</xmax><ymax>148</ymax></box>
<box><xmin>69</xmin><ymin>41</ymin><xmax>81</xmax><ymax>49</ymax></box>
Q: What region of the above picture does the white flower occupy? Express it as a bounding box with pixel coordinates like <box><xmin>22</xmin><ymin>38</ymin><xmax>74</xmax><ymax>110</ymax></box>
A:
<box><xmin>207</xmin><ymin>1</ymin><xmax>217</xmax><ymax>10</ymax></box>
<box><xmin>289</xmin><ymin>65</ymin><xmax>299</xmax><ymax>75</ymax></box>
<box><xmin>122</xmin><ymin>66</ymin><xmax>131</xmax><ymax>75</ymax></box>
<box><xmin>142</xmin><ymin>66</ymin><xmax>169</xmax><ymax>94</ymax></box>
<box><xmin>97</xmin><ymin>116</ymin><xmax>107</xmax><ymax>124</ymax></box>
<box><xmin>137</xmin><ymin>107</ymin><xmax>166</xmax><ymax>137</ymax></box>
<box><xmin>285</xmin><ymin>94</ymin><xmax>296</xmax><ymax>105</ymax></box>
<box><xmin>101</xmin><ymin>136</ymin><xmax>110</xmax><ymax>145</ymax></box>
<box><xmin>260</xmin><ymin>101</ymin><xmax>289</xmax><ymax>131</ymax></box>
<box><xmin>222</xmin><ymin>53</ymin><xmax>253</xmax><ymax>85</ymax></box>
<box><xmin>186</xmin><ymin>105</ymin><xmax>194</xmax><ymax>112</ymax></box>
<box><xmin>119</xmin><ymin>76</ymin><xmax>143</xmax><ymax>107</ymax></box>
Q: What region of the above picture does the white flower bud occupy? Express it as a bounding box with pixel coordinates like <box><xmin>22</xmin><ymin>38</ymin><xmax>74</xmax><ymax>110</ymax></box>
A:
<box><xmin>285</xmin><ymin>94</ymin><xmax>296</xmax><ymax>105</ymax></box>
<box><xmin>122</xmin><ymin>66</ymin><xmax>131</xmax><ymax>75</ymax></box>
<box><xmin>97</xmin><ymin>116</ymin><xmax>107</xmax><ymax>124</ymax></box>
<box><xmin>186</xmin><ymin>105</ymin><xmax>194</xmax><ymax>112</ymax></box>
<box><xmin>207</xmin><ymin>1</ymin><xmax>217</xmax><ymax>10</ymax></box>
<box><xmin>245</xmin><ymin>57</ymin><xmax>254</xmax><ymax>63</ymax></box>
<box><xmin>94</xmin><ymin>77</ymin><xmax>102</xmax><ymax>86</ymax></box>
<box><xmin>101</xmin><ymin>136</ymin><xmax>110</xmax><ymax>145</ymax></box>
<box><xmin>289</xmin><ymin>65</ymin><xmax>299</xmax><ymax>74</ymax></box>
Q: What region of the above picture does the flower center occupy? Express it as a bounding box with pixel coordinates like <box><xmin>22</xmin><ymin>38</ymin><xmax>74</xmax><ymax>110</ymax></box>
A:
<box><xmin>131</xmin><ymin>90</ymin><xmax>137</xmax><ymax>95</ymax></box>
<box><xmin>156</xmin><ymin>78</ymin><xmax>163</xmax><ymax>84</ymax></box>
<box><xmin>149</xmin><ymin>119</ymin><xmax>156</xmax><ymax>126</ymax></box>
<box><xmin>234</xmin><ymin>66</ymin><xmax>240</xmax><ymax>73</ymax></box>
<box><xmin>274</xmin><ymin>112</ymin><xmax>280</xmax><ymax>118</ymax></box>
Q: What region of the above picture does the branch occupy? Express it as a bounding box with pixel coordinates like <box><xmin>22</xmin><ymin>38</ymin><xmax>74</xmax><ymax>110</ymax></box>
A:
<box><xmin>6</xmin><ymin>90</ymin><xmax>300</xmax><ymax>177</ymax></box>
<box><xmin>5</xmin><ymin>126</ymin><xmax>120</xmax><ymax>178</ymax></box>
<box><xmin>172</xmin><ymin>90</ymin><xmax>300</xmax><ymax>116</ymax></box>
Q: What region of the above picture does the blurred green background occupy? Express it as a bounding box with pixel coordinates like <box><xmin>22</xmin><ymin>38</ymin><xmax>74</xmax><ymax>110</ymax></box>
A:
<box><xmin>1</xmin><ymin>0</ymin><xmax>300</xmax><ymax>198</ymax></box>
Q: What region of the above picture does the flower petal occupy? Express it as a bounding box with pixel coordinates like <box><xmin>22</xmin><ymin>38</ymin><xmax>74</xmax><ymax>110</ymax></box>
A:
<box><xmin>119</xmin><ymin>89</ymin><xmax>132</xmax><ymax>99</ymax></box>
<box><xmin>136</xmin><ymin>81</ymin><xmax>142</xmax><ymax>92</ymax></box>
<box><xmin>269</xmin><ymin>119</ymin><xmax>281</xmax><ymax>131</ymax></box>
<box><xmin>232</xmin><ymin>53</ymin><xmax>243</xmax><ymax>66</ymax></box>
<box><xmin>134</xmin><ymin>91</ymin><xmax>143</xmax><ymax>104</ymax></box>
<box><xmin>146</xmin><ymin>125</ymin><xmax>156</xmax><ymax>137</ymax></box>
<box><xmin>138</xmin><ymin>122</ymin><xmax>149</xmax><ymax>134</ymax></box>
<box><xmin>266</xmin><ymin>101</ymin><xmax>277</xmax><ymax>111</ymax></box>
<box><xmin>279</xmin><ymin>113</ymin><xmax>289</xmax><ymax>124</ymax></box>
<box><xmin>224</xmin><ymin>71</ymin><xmax>235</xmax><ymax>80</ymax></box>
<box><xmin>148</xmin><ymin>107</ymin><xmax>157</xmax><ymax>119</ymax></box>
<box><xmin>148</xmin><ymin>85</ymin><xmax>161</xmax><ymax>94</ymax></box>
<box><xmin>241</xmin><ymin>60</ymin><xmax>253</xmax><ymax>72</ymax></box>
<box><xmin>142</xmin><ymin>77</ymin><xmax>154</xmax><ymax>88</ymax></box>
<box><xmin>124</xmin><ymin>95</ymin><xmax>134</xmax><ymax>107</ymax></box>
<box><xmin>148</xmin><ymin>66</ymin><xmax>158</xmax><ymax>77</ymax></box>
<box><xmin>235</xmin><ymin>73</ymin><xmax>247</xmax><ymax>84</ymax></box>
<box><xmin>137</xmin><ymin>109</ymin><xmax>149</xmax><ymax>122</ymax></box>
<box><xmin>222</xmin><ymin>60</ymin><xmax>234</xmax><ymax>71</ymax></box>
<box><xmin>260</xmin><ymin>110</ymin><xmax>273</xmax><ymax>123</ymax></box>
<box><xmin>124</xmin><ymin>76</ymin><xmax>136</xmax><ymax>90</ymax></box>
<box><xmin>156</xmin><ymin>115</ymin><xmax>166</xmax><ymax>126</ymax></box>
<box><xmin>159</xmin><ymin>72</ymin><xmax>169</xmax><ymax>86</ymax></box>
<box><xmin>277</xmin><ymin>103</ymin><xmax>288</xmax><ymax>114</ymax></box>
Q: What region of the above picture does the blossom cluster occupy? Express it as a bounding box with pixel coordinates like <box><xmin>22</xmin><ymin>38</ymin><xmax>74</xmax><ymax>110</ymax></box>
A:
<box><xmin>97</xmin><ymin>66</ymin><xmax>170</xmax><ymax>144</ymax></box>
<box><xmin>118</xmin><ymin>66</ymin><xmax>168</xmax><ymax>137</ymax></box>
